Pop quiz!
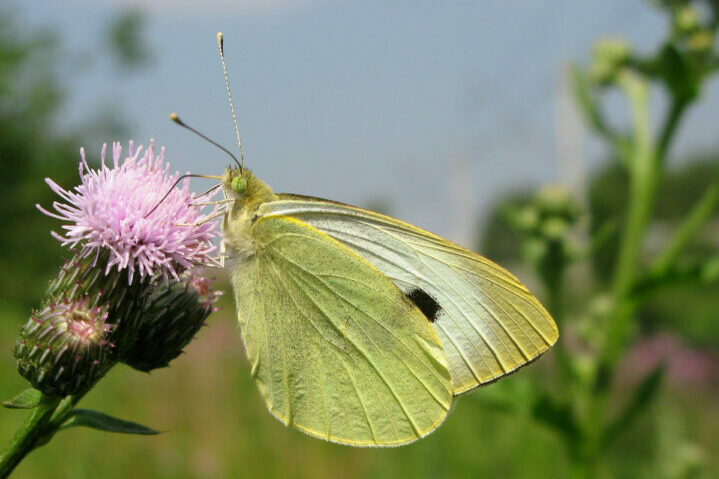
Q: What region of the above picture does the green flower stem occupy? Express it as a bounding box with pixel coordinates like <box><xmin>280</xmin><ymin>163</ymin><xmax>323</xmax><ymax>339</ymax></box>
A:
<box><xmin>569</xmin><ymin>64</ymin><xmax>622</xmax><ymax>150</ymax></box>
<box><xmin>576</xmin><ymin>73</ymin><xmax>689</xmax><ymax>474</ymax></box>
<box><xmin>0</xmin><ymin>395</ymin><xmax>61</xmax><ymax>478</ymax></box>
<box><xmin>0</xmin><ymin>369</ymin><xmax>105</xmax><ymax>478</ymax></box>
<box><xmin>611</xmin><ymin>71</ymin><xmax>653</xmax><ymax>302</ymax></box>
<box><xmin>605</xmin><ymin>78</ymin><xmax>688</xmax><ymax>363</ymax></box>
<box><xmin>48</xmin><ymin>392</ymin><xmax>87</xmax><ymax>432</ymax></box>
<box><xmin>650</xmin><ymin>180</ymin><xmax>719</xmax><ymax>276</ymax></box>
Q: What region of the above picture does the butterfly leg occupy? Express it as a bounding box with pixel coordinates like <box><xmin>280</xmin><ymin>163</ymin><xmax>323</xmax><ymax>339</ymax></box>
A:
<box><xmin>175</xmin><ymin>210</ymin><xmax>225</xmax><ymax>227</ymax></box>
<box><xmin>190</xmin><ymin>198</ymin><xmax>235</xmax><ymax>207</ymax></box>
<box><xmin>219</xmin><ymin>240</ymin><xmax>227</xmax><ymax>268</ymax></box>
<box><xmin>192</xmin><ymin>183</ymin><xmax>222</xmax><ymax>200</ymax></box>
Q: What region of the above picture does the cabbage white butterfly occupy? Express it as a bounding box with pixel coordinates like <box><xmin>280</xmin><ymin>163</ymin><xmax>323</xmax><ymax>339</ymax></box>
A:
<box><xmin>182</xmin><ymin>33</ymin><xmax>557</xmax><ymax>447</ymax></box>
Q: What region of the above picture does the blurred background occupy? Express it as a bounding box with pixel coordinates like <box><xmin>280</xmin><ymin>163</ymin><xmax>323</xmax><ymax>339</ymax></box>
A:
<box><xmin>1</xmin><ymin>0</ymin><xmax>718</xmax><ymax>477</ymax></box>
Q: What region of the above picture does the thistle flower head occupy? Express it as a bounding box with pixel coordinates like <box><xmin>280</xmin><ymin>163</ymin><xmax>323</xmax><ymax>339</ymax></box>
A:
<box><xmin>15</xmin><ymin>297</ymin><xmax>114</xmax><ymax>397</ymax></box>
<box><xmin>38</xmin><ymin>141</ymin><xmax>219</xmax><ymax>282</ymax></box>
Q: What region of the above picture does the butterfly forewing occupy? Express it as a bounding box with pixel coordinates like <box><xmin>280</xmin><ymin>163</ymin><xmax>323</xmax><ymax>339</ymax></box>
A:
<box><xmin>258</xmin><ymin>195</ymin><xmax>559</xmax><ymax>395</ymax></box>
<box><xmin>230</xmin><ymin>214</ymin><xmax>453</xmax><ymax>446</ymax></box>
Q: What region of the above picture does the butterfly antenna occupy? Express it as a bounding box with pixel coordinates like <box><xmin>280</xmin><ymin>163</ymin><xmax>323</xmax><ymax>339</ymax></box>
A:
<box><xmin>217</xmin><ymin>32</ymin><xmax>245</xmax><ymax>170</ymax></box>
<box><xmin>170</xmin><ymin>113</ymin><xmax>241</xmax><ymax>169</ymax></box>
<box><xmin>144</xmin><ymin>173</ymin><xmax>223</xmax><ymax>219</ymax></box>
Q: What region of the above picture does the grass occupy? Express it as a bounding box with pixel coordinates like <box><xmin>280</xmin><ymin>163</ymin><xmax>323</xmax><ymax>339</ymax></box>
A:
<box><xmin>1</xmin><ymin>279</ymin><xmax>717</xmax><ymax>478</ymax></box>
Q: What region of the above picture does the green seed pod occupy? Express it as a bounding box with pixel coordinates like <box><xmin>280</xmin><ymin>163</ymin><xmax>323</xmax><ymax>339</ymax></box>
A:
<box><xmin>688</xmin><ymin>30</ymin><xmax>713</xmax><ymax>54</ymax></box>
<box><xmin>121</xmin><ymin>272</ymin><xmax>220</xmax><ymax>372</ymax></box>
<box><xmin>675</xmin><ymin>5</ymin><xmax>700</xmax><ymax>36</ymax></box>
<box><xmin>14</xmin><ymin>298</ymin><xmax>114</xmax><ymax>397</ymax></box>
<box><xmin>589</xmin><ymin>37</ymin><xmax>631</xmax><ymax>84</ymax></box>
<box><xmin>534</xmin><ymin>186</ymin><xmax>581</xmax><ymax>222</ymax></box>
<box><xmin>540</xmin><ymin>217</ymin><xmax>570</xmax><ymax>240</ymax></box>
<box><xmin>515</xmin><ymin>205</ymin><xmax>541</xmax><ymax>233</ymax></box>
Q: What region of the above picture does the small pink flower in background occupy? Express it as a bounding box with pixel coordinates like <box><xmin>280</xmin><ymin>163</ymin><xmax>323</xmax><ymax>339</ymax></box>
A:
<box><xmin>38</xmin><ymin>141</ymin><xmax>219</xmax><ymax>282</ymax></box>
<box><xmin>623</xmin><ymin>333</ymin><xmax>719</xmax><ymax>386</ymax></box>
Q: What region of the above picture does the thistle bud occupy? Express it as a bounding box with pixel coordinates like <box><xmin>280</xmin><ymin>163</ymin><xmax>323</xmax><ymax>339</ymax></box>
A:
<box><xmin>589</xmin><ymin>37</ymin><xmax>632</xmax><ymax>84</ymax></box>
<box><xmin>674</xmin><ymin>6</ymin><xmax>700</xmax><ymax>36</ymax></box>
<box><xmin>512</xmin><ymin>205</ymin><xmax>541</xmax><ymax>233</ymax></box>
<box><xmin>121</xmin><ymin>272</ymin><xmax>220</xmax><ymax>372</ymax></box>
<box><xmin>535</xmin><ymin>186</ymin><xmax>581</xmax><ymax>223</ymax></box>
<box><xmin>48</xmin><ymin>252</ymin><xmax>152</xmax><ymax>356</ymax></box>
<box><xmin>688</xmin><ymin>30</ymin><xmax>713</xmax><ymax>54</ymax></box>
<box><xmin>14</xmin><ymin>298</ymin><xmax>114</xmax><ymax>397</ymax></box>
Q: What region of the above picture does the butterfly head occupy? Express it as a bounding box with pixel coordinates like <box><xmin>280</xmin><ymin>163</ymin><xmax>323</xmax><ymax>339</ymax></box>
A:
<box><xmin>222</xmin><ymin>167</ymin><xmax>276</xmax><ymax>210</ymax></box>
<box><xmin>223</xmin><ymin>167</ymin><xmax>249</xmax><ymax>199</ymax></box>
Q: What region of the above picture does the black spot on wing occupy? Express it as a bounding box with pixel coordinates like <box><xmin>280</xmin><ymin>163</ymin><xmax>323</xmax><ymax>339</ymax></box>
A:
<box><xmin>405</xmin><ymin>288</ymin><xmax>441</xmax><ymax>323</ymax></box>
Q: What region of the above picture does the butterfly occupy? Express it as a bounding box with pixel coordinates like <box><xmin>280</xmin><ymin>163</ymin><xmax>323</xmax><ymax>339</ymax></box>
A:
<box><xmin>187</xmin><ymin>33</ymin><xmax>557</xmax><ymax>447</ymax></box>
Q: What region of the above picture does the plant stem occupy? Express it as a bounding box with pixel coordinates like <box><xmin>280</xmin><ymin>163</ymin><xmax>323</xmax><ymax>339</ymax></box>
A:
<box><xmin>606</xmin><ymin>82</ymin><xmax>688</xmax><ymax>362</ymax></box>
<box><xmin>580</xmin><ymin>77</ymin><xmax>689</xmax><ymax>473</ymax></box>
<box><xmin>0</xmin><ymin>395</ymin><xmax>61</xmax><ymax>478</ymax></box>
<box><xmin>650</xmin><ymin>180</ymin><xmax>719</xmax><ymax>276</ymax></box>
<box><xmin>603</xmin><ymin>72</ymin><xmax>654</xmax><ymax>366</ymax></box>
<box><xmin>48</xmin><ymin>392</ymin><xmax>87</xmax><ymax>432</ymax></box>
<box><xmin>611</xmin><ymin>72</ymin><xmax>652</xmax><ymax>300</ymax></box>
<box><xmin>0</xmin><ymin>372</ymin><xmax>102</xmax><ymax>477</ymax></box>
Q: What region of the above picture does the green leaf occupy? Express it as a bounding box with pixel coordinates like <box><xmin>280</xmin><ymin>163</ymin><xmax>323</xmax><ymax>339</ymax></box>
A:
<box><xmin>531</xmin><ymin>392</ymin><xmax>581</xmax><ymax>443</ymax></box>
<box><xmin>2</xmin><ymin>388</ymin><xmax>43</xmax><ymax>409</ymax></box>
<box><xmin>658</xmin><ymin>44</ymin><xmax>700</xmax><ymax>102</ymax></box>
<box><xmin>60</xmin><ymin>409</ymin><xmax>160</xmax><ymax>435</ymax></box>
<box><xmin>602</xmin><ymin>363</ymin><xmax>665</xmax><ymax>449</ymax></box>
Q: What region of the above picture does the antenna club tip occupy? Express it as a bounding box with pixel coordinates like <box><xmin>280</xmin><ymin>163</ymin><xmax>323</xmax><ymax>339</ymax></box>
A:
<box><xmin>217</xmin><ymin>32</ymin><xmax>224</xmax><ymax>49</ymax></box>
<box><xmin>170</xmin><ymin>113</ymin><xmax>182</xmax><ymax>124</ymax></box>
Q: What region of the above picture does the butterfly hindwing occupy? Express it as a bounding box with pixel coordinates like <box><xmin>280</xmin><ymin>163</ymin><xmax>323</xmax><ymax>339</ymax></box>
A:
<box><xmin>257</xmin><ymin>195</ymin><xmax>559</xmax><ymax>395</ymax></box>
<box><xmin>230</xmin><ymin>214</ymin><xmax>453</xmax><ymax>446</ymax></box>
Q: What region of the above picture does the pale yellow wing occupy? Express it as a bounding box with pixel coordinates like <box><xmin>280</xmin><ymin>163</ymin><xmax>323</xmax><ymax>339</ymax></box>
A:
<box><xmin>230</xmin><ymin>214</ymin><xmax>453</xmax><ymax>446</ymax></box>
<box><xmin>257</xmin><ymin>195</ymin><xmax>558</xmax><ymax>395</ymax></box>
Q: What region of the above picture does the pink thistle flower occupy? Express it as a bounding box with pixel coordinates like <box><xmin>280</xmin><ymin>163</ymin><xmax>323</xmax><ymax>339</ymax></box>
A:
<box><xmin>38</xmin><ymin>141</ymin><xmax>219</xmax><ymax>282</ymax></box>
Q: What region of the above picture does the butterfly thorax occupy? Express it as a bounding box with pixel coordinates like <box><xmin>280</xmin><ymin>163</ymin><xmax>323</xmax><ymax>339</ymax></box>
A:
<box><xmin>221</xmin><ymin>167</ymin><xmax>278</xmax><ymax>260</ymax></box>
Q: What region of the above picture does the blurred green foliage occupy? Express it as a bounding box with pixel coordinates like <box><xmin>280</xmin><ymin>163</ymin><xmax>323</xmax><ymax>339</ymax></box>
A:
<box><xmin>0</xmin><ymin>8</ymin><xmax>83</xmax><ymax>311</ymax></box>
<box><xmin>1</xmin><ymin>1</ymin><xmax>718</xmax><ymax>478</ymax></box>
<box><xmin>106</xmin><ymin>8</ymin><xmax>152</xmax><ymax>70</ymax></box>
<box><xmin>481</xmin><ymin>1</ymin><xmax>719</xmax><ymax>477</ymax></box>
<box><xmin>482</xmin><ymin>155</ymin><xmax>719</xmax><ymax>347</ymax></box>
<box><xmin>0</xmin><ymin>4</ymin><xmax>152</xmax><ymax>312</ymax></box>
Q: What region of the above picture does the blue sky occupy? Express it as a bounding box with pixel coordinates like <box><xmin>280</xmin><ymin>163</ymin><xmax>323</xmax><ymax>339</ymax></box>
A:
<box><xmin>21</xmin><ymin>0</ymin><xmax>719</xmax><ymax>246</ymax></box>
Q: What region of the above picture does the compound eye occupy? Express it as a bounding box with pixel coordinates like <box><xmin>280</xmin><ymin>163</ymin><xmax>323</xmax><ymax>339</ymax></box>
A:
<box><xmin>231</xmin><ymin>176</ymin><xmax>247</xmax><ymax>194</ymax></box>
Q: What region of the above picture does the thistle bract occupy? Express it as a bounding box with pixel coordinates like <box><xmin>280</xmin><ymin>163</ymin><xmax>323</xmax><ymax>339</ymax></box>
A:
<box><xmin>14</xmin><ymin>298</ymin><xmax>114</xmax><ymax>397</ymax></box>
<box><xmin>122</xmin><ymin>270</ymin><xmax>221</xmax><ymax>372</ymax></box>
<box><xmin>48</xmin><ymin>253</ymin><xmax>150</xmax><ymax>356</ymax></box>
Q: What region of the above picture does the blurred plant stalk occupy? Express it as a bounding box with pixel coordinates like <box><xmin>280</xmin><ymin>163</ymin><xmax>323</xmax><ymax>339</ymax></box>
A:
<box><xmin>498</xmin><ymin>1</ymin><xmax>719</xmax><ymax>477</ymax></box>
